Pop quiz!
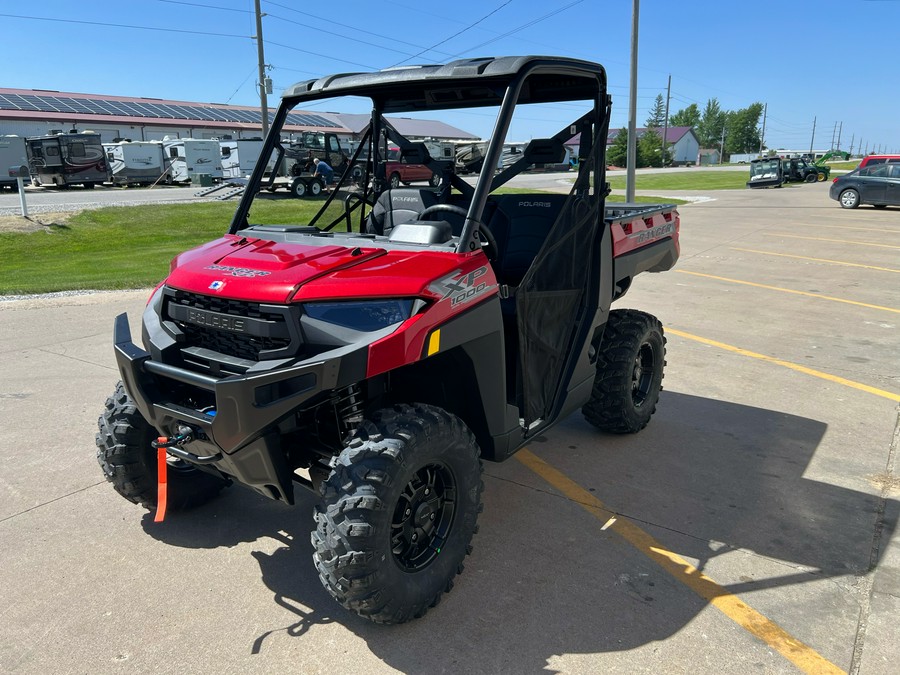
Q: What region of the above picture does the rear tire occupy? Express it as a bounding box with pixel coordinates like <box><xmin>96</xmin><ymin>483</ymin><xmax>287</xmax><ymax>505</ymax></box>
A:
<box><xmin>308</xmin><ymin>178</ymin><xmax>323</xmax><ymax>196</ymax></box>
<box><xmin>429</xmin><ymin>172</ymin><xmax>441</xmax><ymax>187</ymax></box>
<box><xmin>95</xmin><ymin>382</ymin><xmax>228</xmax><ymax>511</ymax></box>
<box><xmin>839</xmin><ymin>188</ymin><xmax>860</xmax><ymax>209</ymax></box>
<box><xmin>582</xmin><ymin>309</ymin><xmax>666</xmax><ymax>434</ymax></box>
<box><xmin>804</xmin><ymin>173</ymin><xmax>817</xmax><ymax>183</ymax></box>
<box><xmin>313</xmin><ymin>403</ymin><xmax>484</xmax><ymax>624</ymax></box>
<box><xmin>291</xmin><ymin>177</ymin><xmax>308</xmax><ymax>198</ymax></box>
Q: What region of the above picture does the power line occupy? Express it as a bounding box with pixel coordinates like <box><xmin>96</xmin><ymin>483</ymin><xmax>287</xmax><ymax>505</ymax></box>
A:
<box><xmin>265</xmin><ymin>11</ymin><xmax>421</xmax><ymax>58</ymax></box>
<box><xmin>387</xmin><ymin>0</ymin><xmax>514</xmax><ymax>67</ymax></box>
<box><xmin>266</xmin><ymin>39</ymin><xmax>375</xmax><ymax>70</ymax></box>
<box><xmin>155</xmin><ymin>0</ymin><xmax>248</xmax><ymax>13</ymax></box>
<box><xmin>0</xmin><ymin>12</ymin><xmax>248</xmax><ymax>39</ymax></box>
<box><xmin>448</xmin><ymin>0</ymin><xmax>585</xmax><ymax>58</ymax></box>
<box><xmin>264</xmin><ymin>0</ymin><xmax>458</xmax><ymax>57</ymax></box>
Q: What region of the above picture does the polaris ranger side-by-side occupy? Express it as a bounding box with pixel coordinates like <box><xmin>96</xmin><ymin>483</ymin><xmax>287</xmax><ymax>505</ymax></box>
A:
<box><xmin>97</xmin><ymin>56</ymin><xmax>680</xmax><ymax>624</ymax></box>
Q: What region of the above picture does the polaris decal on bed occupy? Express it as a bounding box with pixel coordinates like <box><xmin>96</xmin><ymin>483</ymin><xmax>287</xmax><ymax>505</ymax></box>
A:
<box><xmin>627</xmin><ymin>222</ymin><xmax>676</xmax><ymax>245</ymax></box>
<box><xmin>433</xmin><ymin>266</ymin><xmax>493</xmax><ymax>307</ymax></box>
<box><xmin>204</xmin><ymin>264</ymin><xmax>272</xmax><ymax>278</ymax></box>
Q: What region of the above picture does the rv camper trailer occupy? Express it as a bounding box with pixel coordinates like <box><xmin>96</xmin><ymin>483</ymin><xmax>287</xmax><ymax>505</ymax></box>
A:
<box><xmin>104</xmin><ymin>141</ymin><xmax>169</xmax><ymax>186</ymax></box>
<box><xmin>0</xmin><ymin>135</ymin><xmax>28</xmax><ymax>191</ymax></box>
<box><xmin>25</xmin><ymin>131</ymin><xmax>109</xmax><ymax>188</ymax></box>
<box><xmin>163</xmin><ymin>138</ymin><xmax>223</xmax><ymax>183</ymax></box>
<box><xmin>220</xmin><ymin>138</ymin><xmax>273</xmax><ymax>178</ymax></box>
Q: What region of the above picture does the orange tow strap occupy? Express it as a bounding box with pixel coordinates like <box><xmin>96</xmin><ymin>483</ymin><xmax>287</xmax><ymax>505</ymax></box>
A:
<box><xmin>154</xmin><ymin>440</ymin><xmax>169</xmax><ymax>523</ymax></box>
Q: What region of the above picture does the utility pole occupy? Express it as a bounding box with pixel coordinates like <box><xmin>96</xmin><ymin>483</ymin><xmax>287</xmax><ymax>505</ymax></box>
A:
<box><xmin>661</xmin><ymin>73</ymin><xmax>671</xmax><ymax>168</ymax></box>
<box><xmin>848</xmin><ymin>133</ymin><xmax>855</xmax><ymax>156</ymax></box>
<box><xmin>626</xmin><ymin>0</ymin><xmax>640</xmax><ymax>202</ymax></box>
<box><xmin>808</xmin><ymin>116</ymin><xmax>816</xmax><ymax>157</ymax></box>
<box><xmin>719</xmin><ymin>126</ymin><xmax>726</xmax><ymax>165</ymax></box>
<box><xmin>253</xmin><ymin>0</ymin><xmax>269</xmax><ymax>137</ymax></box>
<box><xmin>831</xmin><ymin>121</ymin><xmax>837</xmax><ymax>151</ymax></box>
<box><xmin>836</xmin><ymin>121</ymin><xmax>843</xmax><ymax>151</ymax></box>
<box><xmin>758</xmin><ymin>102</ymin><xmax>767</xmax><ymax>155</ymax></box>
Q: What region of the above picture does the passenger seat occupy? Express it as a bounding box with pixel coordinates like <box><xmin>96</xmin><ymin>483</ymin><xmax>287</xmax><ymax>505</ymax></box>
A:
<box><xmin>365</xmin><ymin>189</ymin><xmax>439</xmax><ymax>236</ymax></box>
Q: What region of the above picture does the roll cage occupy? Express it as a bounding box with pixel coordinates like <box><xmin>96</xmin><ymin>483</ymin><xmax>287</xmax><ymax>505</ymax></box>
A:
<box><xmin>229</xmin><ymin>56</ymin><xmax>610</xmax><ymax>253</ymax></box>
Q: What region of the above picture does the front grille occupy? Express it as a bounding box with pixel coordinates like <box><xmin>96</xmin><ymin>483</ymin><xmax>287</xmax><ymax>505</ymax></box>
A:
<box><xmin>165</xmin><ymin>289</ymin><xmax>294</xmax><ymax>363</ymax></box>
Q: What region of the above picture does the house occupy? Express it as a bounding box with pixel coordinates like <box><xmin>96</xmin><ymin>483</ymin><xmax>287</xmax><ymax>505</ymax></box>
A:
<box><xmin>697</xmin><ymin>148</ymin><xmax>721</xmax><ymax>166</ymax></box>
<box><xmin>567</xmin><ymin>126</ymin><xmax>701</xmax><ymax>166</ymax></box>
<box><xmin>605</xmin><ymin>126</ymin><xmax>700</xmax><ymax>166</ymax></box>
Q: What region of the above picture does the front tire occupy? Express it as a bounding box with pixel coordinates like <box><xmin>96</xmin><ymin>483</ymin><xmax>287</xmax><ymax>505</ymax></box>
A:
<box><xmin>312</xmin><ymin>404</ymin><xmax>484</xmax><ymax>624</ymax></box>
<box><xmin>817</xmin><ymin>172</ymin><xmax>827</xmax><ymax>182</ymax></box>
<box><xmin>582</xmin><ymin>309</ymin><xmax>666</xmax><ymax>434</ymax></box>
<box><xmin>95</xmin><ymin>382</ymin><xmax>228</xmax><ymax>511</ymax></box>
<box><xmin>839</xmin><ymin>188</ymin><xmax>860</xmax><ymax>209</ymax></box>
<box><xmin>388</xmin><ymin>172</ymin><xmax>401</xmax><ymax>189</ymax></box>
<box><xmin>429</xmin><ymin>172</ymin><xmax>441</xmax><ymax>187</ymax></box>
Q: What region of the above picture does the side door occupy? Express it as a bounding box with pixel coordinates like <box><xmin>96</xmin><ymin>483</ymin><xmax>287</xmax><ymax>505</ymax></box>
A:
<box><xmin>885</xmin><ymin>164</ymin><xmax>900</xmax><ymax>206</ymax></box>
<box><xmin>858</xmin><ymin>165</ymin><xmax>889</xmax><ymax>203</ymax></box>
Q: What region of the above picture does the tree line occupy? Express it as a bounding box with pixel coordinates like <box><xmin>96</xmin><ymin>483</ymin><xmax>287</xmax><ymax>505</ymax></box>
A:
<box><xmin>607</xmin><ymin>94</ymin><xmax>765</xmax><ymax>167</ymax></box>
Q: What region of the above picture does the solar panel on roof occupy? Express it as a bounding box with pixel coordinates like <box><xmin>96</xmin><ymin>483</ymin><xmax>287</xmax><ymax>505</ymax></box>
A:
<box><xmin>2</xmin><ymin>91</ymin><xmax>346</xmax><ymax>129</ymax></box>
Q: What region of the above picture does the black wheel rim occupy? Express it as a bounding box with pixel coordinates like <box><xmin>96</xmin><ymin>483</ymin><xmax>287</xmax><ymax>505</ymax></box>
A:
<box><xmin>631</xmin><ymin>341</ymin><xmax>657</xmax><ymax>407</ymax></box>
<box><xmin>391</xmin><ymin>463</ymin><xmax>457</xmax><ymax>572</ymax></box>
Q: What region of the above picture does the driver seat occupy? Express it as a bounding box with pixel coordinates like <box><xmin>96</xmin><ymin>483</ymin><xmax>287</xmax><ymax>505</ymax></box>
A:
<box><xmin>365</xmin><ymin>188</ymin><xmax>438</xmax><ymax>236</ymax></box>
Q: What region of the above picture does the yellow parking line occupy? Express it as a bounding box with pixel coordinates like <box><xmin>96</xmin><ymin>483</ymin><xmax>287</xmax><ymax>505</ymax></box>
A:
<box><xmin>814</xmin><ymin>223</ymin><xmax>900</xmax><ymax>235</ymax></box>
<box><xmin>676</xmin><ymin>270</ymin><xmax>900</xmax><ymax>314</ymax></box>
<box><xmin>730</xmin><ymin>247</ymin><xmax>900</xmax><ymax>274</ymax></box>
<box><xmin>668</xmin><ymin>327</ymin><xmax>900</xmax><ymax>402</ymax></box>
<box><xmin>516</xmin><ymin>449</ymin><xmax>844</xmax><ymax>675</ymax></box>
<box><xmin>762</xmin><ymin>233</ymin><xmax>900</xmax><ymax>250</ymax></box>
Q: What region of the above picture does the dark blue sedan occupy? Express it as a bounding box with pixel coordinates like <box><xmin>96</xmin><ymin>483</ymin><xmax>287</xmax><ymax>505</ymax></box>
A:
<box><xmin>830</xmin><ymin>163</ymin><xmax>900</xmax><ymax>208</ymax></box>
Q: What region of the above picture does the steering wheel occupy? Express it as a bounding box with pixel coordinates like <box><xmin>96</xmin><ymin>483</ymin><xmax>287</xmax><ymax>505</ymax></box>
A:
<box><xmin>418</xmin><ymin>204</ymin><xmax>498</xmax><ymax>261</ymax></box>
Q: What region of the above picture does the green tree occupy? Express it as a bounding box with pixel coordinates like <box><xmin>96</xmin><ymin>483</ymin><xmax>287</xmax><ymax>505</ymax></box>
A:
<box><xmin>607</xmin><ymin>128</ymin><xmax>628</xmax><ymax>167</ymax></box>
<box><xmin>638</xmin><ymin>129</ymin><xmax>670</xmax><ymax>167</ymax></box>
<box><xmin>645</xmin><ymin>94</ymin><xmax>666</xmax><ymax>128</ymax></box>
<box><xmin>669</xmin><ymin>103</ymin><xmax>700</xmax><ymax>128</ymax></box>
<box><xmin>724</xmin><ymin>102</ymin><xmax>764</xmax><ymax>154</ymax></box>
<box><xmin>697</xmin><ymin>98</ymin><xmax>726</xmax><ymax>148</ymax></box>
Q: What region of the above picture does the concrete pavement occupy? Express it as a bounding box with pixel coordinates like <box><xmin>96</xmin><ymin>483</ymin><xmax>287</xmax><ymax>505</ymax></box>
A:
<box><xmin>0</xmin><ymin>182</ymin><xmax>898</xmax><ymax>673</ymax></box>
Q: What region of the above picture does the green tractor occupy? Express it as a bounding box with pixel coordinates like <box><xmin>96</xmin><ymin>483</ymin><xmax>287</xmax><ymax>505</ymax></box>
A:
<box><xmin>809</xmin><ymin>150</ymin><xmax>852</xmax><ymax>181</ymax></box>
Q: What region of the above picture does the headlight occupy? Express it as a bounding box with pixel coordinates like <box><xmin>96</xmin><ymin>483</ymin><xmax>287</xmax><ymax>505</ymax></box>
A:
<box><xmin>304</xmin><ymin>299</ymin><xmax>415</xmax><ymax>332</ymax></box>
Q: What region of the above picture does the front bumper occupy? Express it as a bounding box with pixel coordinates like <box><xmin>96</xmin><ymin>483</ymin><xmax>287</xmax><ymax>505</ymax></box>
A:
<box><xmin>113</xmin><ymin>313</ymin><xmax>368</xmax><ymax>503</ymax></box>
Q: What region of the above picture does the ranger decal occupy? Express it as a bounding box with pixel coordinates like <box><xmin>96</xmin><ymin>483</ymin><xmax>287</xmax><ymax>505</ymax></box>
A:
<box><xmin>627</xmin><ymin>222</ymin><xmax>676</xmax><ymax>245</ymax></box>
<box><xmin>205</xmin><ymin>264</ymin><xmax>272</xmax><ymax>278</ymax></box>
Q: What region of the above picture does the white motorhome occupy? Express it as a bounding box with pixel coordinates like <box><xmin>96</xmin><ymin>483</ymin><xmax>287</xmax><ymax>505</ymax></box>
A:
<box><xmin>104</xmin><ymin>141</ymin><xmax>169</xmax><ymax>186</ymax></box>
<box><xmin>163</xmin><ymin>138</ymin><xmax>223</xmax><ymax>183</ymax></box>
<box><xmin>220</xmin><ymin>138</ymin><xmax>274</xmax><ymax>178</ymax></box>
<box><xmin>0</xmin><ymin>135</ymin><xmax>28</xmax><ymax>191</ymax></box>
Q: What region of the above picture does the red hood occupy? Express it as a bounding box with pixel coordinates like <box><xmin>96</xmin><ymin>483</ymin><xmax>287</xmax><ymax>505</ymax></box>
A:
<box><xmin>165</xmin><ymin>234</ymin><xmax>470</xmax><ymax>303</ymax></box>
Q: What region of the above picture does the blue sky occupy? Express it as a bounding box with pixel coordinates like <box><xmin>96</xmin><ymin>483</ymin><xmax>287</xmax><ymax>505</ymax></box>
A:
<box><xmin>1</xmin><ymin>0</ymin><xmax>897</xmax><ymax>153</ymax></box>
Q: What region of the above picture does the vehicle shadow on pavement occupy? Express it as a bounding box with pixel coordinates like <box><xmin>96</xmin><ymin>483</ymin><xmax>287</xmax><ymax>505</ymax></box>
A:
<box><xmin>140</xmin><ymin>390</ymin><xmax>898</xmax><ymax>671</ymax></box>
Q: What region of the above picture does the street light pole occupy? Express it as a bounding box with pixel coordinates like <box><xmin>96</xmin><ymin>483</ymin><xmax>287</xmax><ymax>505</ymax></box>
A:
<box><xmin>254</xmin><ymin>0</ymin><xmax>269</xmax><ymax>137</ymax></box>
<box><xmin>626</xmin><ymin>0</ymin><xmax>639</xmax><ymax>202</ymax></box>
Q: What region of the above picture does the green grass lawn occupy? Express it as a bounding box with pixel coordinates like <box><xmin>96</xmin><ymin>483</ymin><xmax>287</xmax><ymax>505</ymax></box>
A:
<box><xmin>607</xmin><ymin>170</ymin><xmax>750</xmax><ymax>191</ymax></box>
<box><xmin>0</xmin><ymin>200</ymin><xmax>328</xmax><ymax>295</ymax></box>
<box><xmin>826</xmin><ymin>161</ymin><xmax>859</xmax><ymax>171</ymax></box>
<box><xmin>0</xmin><ymin>191</ymin><xmax>686</xmax><ymax>295</ymax></box>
